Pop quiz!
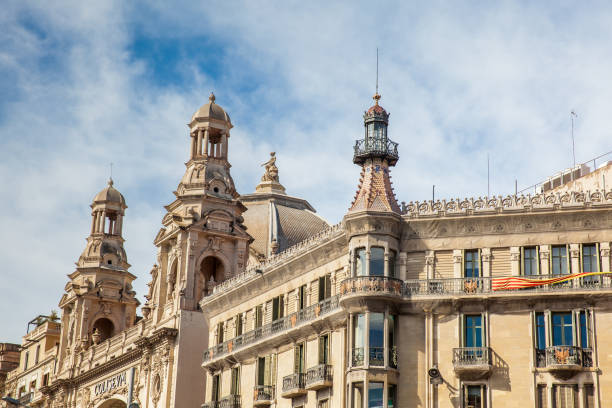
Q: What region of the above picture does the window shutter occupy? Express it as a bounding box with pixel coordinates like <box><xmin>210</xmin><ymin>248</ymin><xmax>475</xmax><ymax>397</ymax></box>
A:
<box><xmin>536</xmin><ymin>246</ymin><xmax>540</xmax><ymax>275</ymax></box>
<box><xmin>477</xmin><ymin>248</ymin><xmax>482</xmax><ymax>277</ymax></box>
<box><xmin>461</xmin><ymin>249</ymin><xmax>465</xmax><ymax>278</ymax></box>
<box><xmin>460</xmin><ymin>315</ymin><xmax>465</xmax><ymax>347</ymax></box>
<box><xmin>271</xmin><ymin>354</ymin><xmax>277</xmax><ymax>385</ymax></box>
<box><xmin>520</xmin><ymin>246</ymin><xmax>525</xmax><ymax>275</ymax></box>
<box><xmin>294</xmin><ymin>346</ymin><xmax>300</xmax><ymax>373</ymax></box>
<box><xmin>319</xmin><ymin>277</ymin><xmax>325</xmax><ymax>302</ymax></box>
<box><xmin>566</xmin><ymin>244</ymin><xmax>571</xmax><ymax>274</ymax></box>
<box><xmin>596</xmin><ymin>242</ymin><xmax>601</xmax><ymax>272</ymax></box>
<box><xmin>482</xmin><ymin>313</ymin><xmax>487</xmax><ymax>347</ymax></box>
<box><xmin>318</xmin><ymin>336</ymin><xmax>325</xmax><ymax>364</ymax></box>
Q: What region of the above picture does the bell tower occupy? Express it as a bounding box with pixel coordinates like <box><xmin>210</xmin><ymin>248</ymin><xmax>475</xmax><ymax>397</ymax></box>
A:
<box><xmin>56</xmin><ymin>179</ymin><xmax>139</xmax><ymax>377</ymax></box>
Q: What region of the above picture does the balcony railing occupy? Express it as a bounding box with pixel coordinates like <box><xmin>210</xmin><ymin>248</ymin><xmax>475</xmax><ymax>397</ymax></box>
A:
<box><xmin>453</xmin><ymin>347</ymin><xmax>491</xmax><ymax>367</ymax></box>
<box><xmin>253</xmin><ymin>385</ymin><xmax>274</xmax><ymax>403</ymax></box>
<box><xmin>389</xmin><ymin>346</ymin><xmax>398</xmax><ymax>368</ymax></box>
<box><xmin>340</xmin><ymin>276</ymin><xmax>404</xmax><ymax>298</ymax></box>
<box><xmin>545</xmin><ymin>346</ymin><xmax>591</xmax><ymax>368</ymax></box>
<box><xmin>19</xmin><ymin>392</ymin><xmax>33</xmax><ymax>404</ymax></box>
<box><xmin>202</xmin><ymin>402</ymin><xmax>217</xmax><ymax>408</ymax></box>
<box><xmin>203</xmin><ymin>296</ymin><xmax>340</xmax><ymax>363</ymax></box>
<box><xmin>352</xmin><ymin>347</ymin><xmax>364</xmax><ymax>366</ymax></box>
<box><xmin>305</xmin><ymin>364</ymin><xmax>332</xmax><ymax>389</ymax></box>
<box><xmin>353</xmin><ymin>138</ymin><xmax>399</xmax><ymax>164</ymax></box>
<box><xmin>281</xmin><ymin>373</ymin><xmax>306</xmax><ymax>397</ymax></box>
<box><xmin>219</xmin><ymin>394</ymin><xmax>241</xmax><ymax>408</ymax></box>
<box><xmin>369</xmin><ymin>347</ymin><xmax>385</xmax><ymax>366</ymax></box>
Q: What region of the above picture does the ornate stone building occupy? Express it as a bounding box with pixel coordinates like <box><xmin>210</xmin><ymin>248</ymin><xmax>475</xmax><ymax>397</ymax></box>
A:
<box><xmin>2</xmin><ymin>91</ymin><xmax>612</xmax><ymax>408</ymax></box>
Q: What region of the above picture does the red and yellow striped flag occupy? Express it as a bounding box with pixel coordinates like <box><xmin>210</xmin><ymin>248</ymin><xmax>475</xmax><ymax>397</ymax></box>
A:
<box><xmin>492</xmin><ymin>272</ymin><xmax>610</xmax><ymax>291</ymax></box>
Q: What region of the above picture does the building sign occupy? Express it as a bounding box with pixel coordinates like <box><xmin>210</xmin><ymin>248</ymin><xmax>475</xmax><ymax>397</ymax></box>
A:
<box><xmin>93</xmin><ymin>371</ymin><xmax>127</xmax><ymax>396</ymax></box>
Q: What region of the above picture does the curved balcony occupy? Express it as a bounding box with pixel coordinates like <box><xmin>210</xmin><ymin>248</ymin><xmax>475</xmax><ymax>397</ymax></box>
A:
<box><xmin>539</xmin><ymin>346</ymin><xmax>591</xmax><ymax>379</ymax></box>
<box><xmin>253</xmin><ymin>385</ymin><xmax>274</xmax><ymax>406</ymax></box>
<box><xmin>339</xmin><ymin>276</ymin><xmax>403</xmax><ymax>307</ymax></box>
<box><xmin>219</xmin><ymin>395</ymin><xmax>241</xmax><ymax>408</ymax></box>
<box><xmin>353</xmin><ymin>138</ymin><xmax>399</xmax><ymax>165</ymax></box>
<box><xmin>452</xmin><ymin>347</ymin><xmax>492</xmax><ymax>380</ymax></box>
<box><xmin>281</xmin><ymin>373</ymin><xmax>306</xmax><ymax>398</ymax></box>
<box><xmin>305</xmin><ymin>364</ymin><xmax>333</xmax><ymax>390</ymax></box>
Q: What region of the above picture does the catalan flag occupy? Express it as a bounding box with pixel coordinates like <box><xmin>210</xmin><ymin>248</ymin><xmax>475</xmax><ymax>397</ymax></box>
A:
<box><xmin>492</xmin><ymin>272</ymin><xmax>611</xmax><ymax>291</ymax></box>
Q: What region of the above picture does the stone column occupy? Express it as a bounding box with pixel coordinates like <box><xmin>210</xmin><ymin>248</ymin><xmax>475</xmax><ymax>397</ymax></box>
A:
<box><xmin>398</xmin><ymin>252</ymin><xmax>407</xmax><ymax>281</ymax></box>
<box><xmin>600</xmin><ymin>242</ymin><xmax>610</xmax><ymax>287</ymax></box>
<box><xmin>569</xmin><ymin>244</ymin><xmax>581</xmax><ymax>274</ymax></box>
<box><xmin>384</xmin><ymin>249</ymin><xmax>390</xmax><ymax>277</ymax></box>
<box><xmin>203</xmin><ymin>130</ymin><xmax>209</xmax><ymax>156</ymax></box>
<box><xmin>453</xmin><ymin>249</ymin><xmax>463</xmax><ymax>278</ymax></box>
<box><xmin>481</xmin><ymin>248</ymin><xmax>491</xmax><ymax>277</ymax></box>
<box><xmin>510</xmin><ymin>247</ymin><xmax>521</xmax><ymax>276</ymax></box>
<box><xmin>196</xmin><ymin>130</ymin><xmax>203</xmax><ymax>156</ymax></box>
<box><xmin>100</xmin><ymin>213</ymin><xmax>106</xmax><ymax>235</ymax></box>
<box><xmin>365</xmin><ymin>249</ymin><xmax>371</xmax><ymax>276</ymax></box>
<box><xmin>90</xmin><ymin>212</ymin><xmax>96</xmax><ymax>234</ymax></box>
<box><xmin>539</xmin><ymin>245</ymin><xmax>550</xmax><ymax>275</ymax></box>
<box><xmin>425</xmin><ymin>251</ymin><xmax>435</xmax><ymax>280</ymax></box>
<box><xmin>221</xmin><ymin>133</ymin><xmax>228</xmax><ymax>159</ymax></box>
<box><xmin>190</xmin><ymin>133</ymin><xmax>196</xmax><ymax>158</ymax></box>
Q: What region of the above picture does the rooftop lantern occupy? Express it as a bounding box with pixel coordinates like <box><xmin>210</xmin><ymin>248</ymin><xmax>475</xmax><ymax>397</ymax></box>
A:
<box><xmin>353</xmin><ymin>92</ymin><xmax>398</xmax><ymax>166</ymax></box>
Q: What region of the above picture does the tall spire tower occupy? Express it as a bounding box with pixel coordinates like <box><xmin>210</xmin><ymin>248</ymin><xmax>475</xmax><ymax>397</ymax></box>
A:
<box><xmin>349</xmin><ymin>90</ymin><xmax>400</xmax><ymax>213</ymax></box>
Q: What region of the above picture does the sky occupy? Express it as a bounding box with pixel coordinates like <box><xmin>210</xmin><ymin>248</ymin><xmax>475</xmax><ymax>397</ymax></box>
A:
<box><xmin>2</xmin><ymin>1</ymin><xmax>612</xmax><ymax>342</ymax></box>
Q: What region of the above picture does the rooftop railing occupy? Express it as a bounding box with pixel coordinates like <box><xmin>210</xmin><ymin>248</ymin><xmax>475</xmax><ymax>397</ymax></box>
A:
<box><xmin>353</xmin><ymin>138</ymin><xmax>399</xmax><ymax>164</ymax></box>
<box><xmin>203</xmin><ymin>296</ymin><xmax>340</xmax><ymax>364</ymax></box>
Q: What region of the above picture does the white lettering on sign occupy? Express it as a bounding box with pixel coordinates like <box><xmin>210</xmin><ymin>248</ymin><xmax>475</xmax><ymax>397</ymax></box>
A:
<box><xmin>93</xmin><ymin>372</ymin><xmax>127</xmax><ymax>396</ymax></box>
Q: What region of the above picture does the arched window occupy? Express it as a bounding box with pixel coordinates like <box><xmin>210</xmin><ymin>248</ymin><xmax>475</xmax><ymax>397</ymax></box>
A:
<box><xmin>197</xmin><ymin>256</ymin><xmax>225</xmax><ymax>301</ymax></box>
<box><xmin>92</xmin><ymin>318</ymin><xmax>114</xmax><ymax>342</ymax></box>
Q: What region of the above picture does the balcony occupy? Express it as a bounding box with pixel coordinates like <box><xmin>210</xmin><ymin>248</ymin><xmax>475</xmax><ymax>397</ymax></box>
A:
<box><xmin>352</xmin><ymin>347</ymin><xmax>364</xmax><ymax>366</ymax></box>
<box><xmin>537</xmin><ymin>346</ymin><xmax>592</xmax><ymax>379</ymax></box>
<box><xmin>339</xmin><ymin>276</ymin><xmax>404</xmax><ymax>307</ymax></box>
<box><xmin>202</xmin><ymin>403</ymin><xmax>217</xmax><ymax>408</ymax></box>
<box><xmin>203</xmin><ymin>296</ymin><xmax>341</xmax><ymax>368</ymax></box>
<box><xmin>281</xmin><ymin>373</ymin><xmax>306</xmax><ymax>398</ymax></box>
<box><xmin>353</xmin><ymin>138</ymin><xmax>399</xmax><ymax>165</ymax></box>
<box><xmin>219</xmin><ymin>395</ymin><xmax>241</xmax><ymax>408</ymax></box>
<box><xmin>305</xmin><ymin>364</ymin><xmax>333</xmax><ymax>390</ymax></box>
<box><xmin>452</xmin><ymin>347</ymin><xmax>492</xmax><ymax>380</ymax></box>
<box><xmin>19</xmin><ymin>392</ymin><xmax>34</xmax><ymax>405</ymax></box>
<box><xmin>253</xmin><ymin>385</ymin><xmax>274</xmax><ymax>406</ymax></box>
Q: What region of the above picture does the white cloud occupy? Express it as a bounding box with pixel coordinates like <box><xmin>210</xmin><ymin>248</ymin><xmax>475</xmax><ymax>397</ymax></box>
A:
<box><xmin>2</xmin><ymin>1</ymin><xmax>612</xmax><ymax>342</ymax></box>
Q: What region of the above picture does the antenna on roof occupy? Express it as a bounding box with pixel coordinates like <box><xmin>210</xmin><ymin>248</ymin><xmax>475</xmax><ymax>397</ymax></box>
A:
<box><xmin>487</xmin><ymin>154</ymin><xmax>490</xmax><ymax>197</ymax></box>
<box><xmin>376</xmin><ymin>48</ymin><xmax>379</xmax><ymax>96</ymax></box>
<box><xmin>571</xmin><ymin>110</ymin><xmax>577</xmax><ymax>170</ymax></box>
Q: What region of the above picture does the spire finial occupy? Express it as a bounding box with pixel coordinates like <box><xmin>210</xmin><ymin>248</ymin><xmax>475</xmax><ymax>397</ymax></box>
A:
<box><xmin>373</xmin><ymin>48</ymin><xmax>381</xmax><ymax>105</ymax></box>
<box><xmin>108</xmin><ymin>163</ymin><xmax>114</xmax><ymax>186</ymax></box>
<box><xmin>209</xmin><ymin>92</ymin><xmax>216</xmax><ymax>103</ymax></box>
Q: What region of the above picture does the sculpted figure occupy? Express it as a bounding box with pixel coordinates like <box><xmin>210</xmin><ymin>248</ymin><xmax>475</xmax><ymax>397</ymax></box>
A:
<box><xmin>261</xmin><ymin>152</ymin><xmax>279</xmax><ymax>182</ymax></box>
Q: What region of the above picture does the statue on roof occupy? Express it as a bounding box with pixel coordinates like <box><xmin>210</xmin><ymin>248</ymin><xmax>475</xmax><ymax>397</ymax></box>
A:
<box><xmin>261</xmin><ymin>152</ymin><xmax>279</xmax><ymax>182</ymax></box>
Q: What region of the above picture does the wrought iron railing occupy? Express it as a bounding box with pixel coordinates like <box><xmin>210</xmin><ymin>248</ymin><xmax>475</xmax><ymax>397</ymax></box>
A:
<box><xmin>202</xmin><ymin>402</ymin><xmax>217</xmax><ymax>408</ymax></box>
<box><xmin>203</xmin><ymin>296</ymin><xmax>340</xmax><ymax>363</ymax></box>
<box><xmin>218</xmin><ymin>394</ymin><xmax>241</xmax><ymax>408</ymax></box>
<box><xmin>452</xmin><ymin>347</ymin><xmax>491</xmax><ymax>367</ymax></box>
<box><xmin>545</xmin><ymin>346</ymin><xmax>583</xmax><ymax>366</ymax></box>
<box><xmin>339</xmin><ymin>276</ymin><xmax>404</xmax><ymax>298</ymax></box>
<box><xmin>253</xmin><ymin>385</ymin><xmax>274</xmax><ymax>402</ymax></box>
<box><xmin>19</xmin><ymin>392</ymin><xmax>34</xmax><ymax>404</ymax></box>
<box><xmin>282</xmin><ymin>373</ymin><xmax>306</xmax><ymax>393</ymax></box>
<box><xmin>389</xmin><ymin>346</ymin><xmax>398</xmax><ymax>368</ymax></box>
<box><xmin>353</xmin><ymin>138</ymin><xmax>399</xmax><ymax>162</ymax></box>
<box><xmin>305</xmin><ymin>364</ymin><xmax>332</xmax><ymax>386</ymax></box>
<box><xmin>369</xmin><ymin>347</ymin><xmax>385</xmax><ymax>366</ymax></box>
<box><xmin>352</xmin><ymin>347</ymin><xmax>364</xmax><ymax>366</ymax></box>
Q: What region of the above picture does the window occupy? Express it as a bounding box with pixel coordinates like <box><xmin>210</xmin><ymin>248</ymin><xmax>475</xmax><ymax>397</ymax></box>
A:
<box><xmin>230</xmin><ymin>366</ymin><xmax>240</xmax><ymax>395</ymax></box>
<box><xmin>35</xmin><ymin>345</ymin><xmax>40</xmax><ymax>365</ymax></box>
<box><xmin>318</xmin><ymin>399</ymin><xmax>329</xmax><ymax>408</ymax></box>
<box><xmin>319</xmin><ymin>334</ymin><xmax>330</xmax><ymax>365</ymax></box>
<box><xmin>24</xmin><ymin>351</ymin><xmax>29</xmax><ymax>370</ymax></box>
<box><xmin>294</xmin><ymin>342</ymin><xmax>305</xmax><ymax>373</ymax></box>
<box><xmin>551</xmin><ymin>245</ymin><xmax>568</xmax><ymax>275</ymax></box>
<box><xmin>298</xmin><ymin>285</ymin><xmax>307</xmax><ymax>311</ymax></box>
<box><xmin>272</xmin><ymin>295</ymin><xmax>284</xmax><ymax>320</ymax></box>
<box><xmin>551</xmin><ymin>312</ymin><xmax>573</xmax><ymax>346</ymax></box>
<box><xmin>553</xmin><ymin>384</ymin><xmax>577</xmax><ymax>408</ymax></box>
<box><xmin>464</xmin><ymin>250</ymin><xmax>480</xmax><ymax>278</ymax></box>
<box><xmin>388</xmin><ymin>250</ymin><xmax>396</xmax><ymax>278</ymax></box>
<box><xmin>536</xmin><ymin>384</ymin><xmax>547</xmax><ymax>408</ymax></box>
<box><xmin>30</xmin><ymin>379</ymin><xmax>36</xmax><ymax>391</ymax></box>
<box><xmin>523</xmin><ymin>247</ymin><xmax>538</xmax><ymax>275</ymax></box>
<box><xmin>388</xmin><ymin>315</ymin><xmax>397</xmax><ymax>368</ymax></box>
<box><xmin>582</xmin><ymin>244</ymin><xmax>599</xmax><ymax>272</ymax></box>
<box><xmin>257</xmin><ymin>354</ymin><xmax>276</xmax><ymax>386</ymax></box>
<box><xmin>42</xmin><ymin>374</ymin><xmax>49</xmax><ymax>387</ymax></box>
<box><xmin>355</xmin><ymin>248</ymin><xmax>367</xmax><ymax>276</ymax></box>
<box><xmin>352</xmin><ymin>382</ymin><xmax>364</xmax><ymax>408</ymax></box>
<box><xmin>217</xmin><ymin>322</ymin><xmax>224</xmax><ymax>344</ymax></box>
<box><xmin>318</xmin><ymin>274</ymin><xmax>332</xmax><ymax>301</ymax></box>
<box><xmin>584</xmin><ymin>384</ymin><xmax>595</xmax><ymax>408</ymax></box>
<box><xmin>388</xmin><ymin>384</ymin><xmax>397</xmax><ymax>408</ymax></box>
<box><xmin>235</xmin><ymin>314</ymin><xmax>243</xmax><ymax>336</ymax></box>
<box><xmin>370</xmin><ymin>247</ymin><xmax>385</xmax><ymax>276</ymax></box>
<box><xmin>352</xmin><ymin>314</ymin><xmax>366</xmax><ymax>366</ymax></box>
<box><xmin>463</xmin><ymin>384</ymin><xmax>486</xmax><ymax>408</ymax></box>
<box><xmin>579</xmin><ymin>311</ymin><xmax>589</xmax><ymax>348</ymax></box>
<box><xmin>535</xmin><ymin>313</ymin><xmax>546</xmax><ymax>350</ymax></box>
<box><xmin>369</xmin><ymin>313</ymin><xmax>384</xmax><ymax>366</ymax></box>
<box><xmin>464</xmin><ymin>315</ymin><xmax>484</xmax><ymax>348</ymax></box>
<box><xmin>255</xmin><ymin>305</ymin><xmax>263</xmax><ymax>328</ymax></box>
<box><xmin>211</xmin><ymin>374</ymin><xmax>220</xmax><ymax>402</ymax></box>
<box><xmin>368</xmin><ymin>382</ymin><xmax>384</xmax><ymax>408</ymax></box>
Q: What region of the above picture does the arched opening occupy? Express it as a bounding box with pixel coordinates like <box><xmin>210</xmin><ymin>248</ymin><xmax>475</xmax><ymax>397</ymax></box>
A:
<box><xmin>167</xmin><ymin>260</ymin><xmax>178</xmax><ymax>300</ymax></box>
<box><xmin>97</xmin><ymin>398</ymin><xmax>126</xmax><ymax>408</ymax></box>
<box><xmin>197</xmin><ymin>256</ymin><xmax>225</xmax><ymax>303</ymax></box>
<box><xmin>92</xmin><ymin>318</ymin><xmax>114</xmax><ymax>343</ymax></box>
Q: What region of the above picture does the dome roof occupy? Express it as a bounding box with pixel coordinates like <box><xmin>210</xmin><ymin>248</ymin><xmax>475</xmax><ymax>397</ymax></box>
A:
<box><xmin>191</xmin><ymin>93</ymin><xmax>232</xmax><ymax>125</ymax></box>
<box><xmin>93</xmin><ymin>179</ymin><xmax>126</xmax><ymax>206</ymax></box>
<box><xmin>365</xmin><ymin>93</ymin><xmax>388</xmax><ymax>116</ymax></box>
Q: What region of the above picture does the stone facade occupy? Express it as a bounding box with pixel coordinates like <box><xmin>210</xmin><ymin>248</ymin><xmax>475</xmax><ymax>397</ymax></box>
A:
<box><xmin>2</xmin><ymin>92</ymin><xmax>612</xmax><ymax>408</ymax></box>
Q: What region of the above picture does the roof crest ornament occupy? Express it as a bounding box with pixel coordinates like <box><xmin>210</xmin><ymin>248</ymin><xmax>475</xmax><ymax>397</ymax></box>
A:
<box><xmin>209</xmin><ymin>92</ymin><xmax>216</xmax><ymax>103</ymax></box>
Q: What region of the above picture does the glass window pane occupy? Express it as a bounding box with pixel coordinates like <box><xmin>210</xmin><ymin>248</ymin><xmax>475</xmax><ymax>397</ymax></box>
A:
<box><xmin>369</xmin><ymin>313</ymin><xmax>385</xmax><ymax>348</ymax></box>
<box><xmin>387</xmin><ymin>384</ymin><xmax>396</xmax><ymax>408</ymax></box>
<box><xmin>368</xmin><ymin>382</ymin><xmax>384</xmax><ymax>408</ymax></box>
<box><xmin>356</xmin><ymin>248</ymin><xmax>367</xmax><ymax>276</ymax></box>
<box><xmin>523</xmin><ymin>247</ymin><xmax>537</xmax><ymax>276</ymax></box>
<box><xmin>582</xmin><ymin>244</ymin><xmax>598</xmax><ymax>272</ymax></box>
<box><xmin>353</xmin><ymin>314</ymin><xmax>366</xmax><ymax>348</ymax></box>
<box><xmin>580</xmin><ymin>311</ymin><xmax>588</xmax><ymax>348</ymax></box>
<box><xmin>552</xmin><ymin>312</ymin><xmax>573</xmax><ymax>346</ymax></box>
<box><xmin>352</xmin><ymin>382</ymin><xmax>364</xmax><ymax>408</ymax></box>
<box><xmin>464</xmin><ymin>315</ymin><xmax>482</xmax><ymax>347</ymax></box>
<box><xmin>465</xmin><ymin>385</ymin><xmax>485</xmax><ymax>408</ymax></box>
<box><xmin>536</xmin><ymin>313</ymin><xmax>546</xmax><ymax>350</ymax></box>
<box><xmin>552</xmin><ymin>245</ymin><xmax>568</xmax><ymax>275</ymax></box>
<box><xmin>464</xmin><ymin>250</ymin><xmax>480</xmax><ymax>277</ymax></box>
<box><xmin>370</xmin><ymin>247</ymin><xmax>385</xmax><ymax>276</ymax></box>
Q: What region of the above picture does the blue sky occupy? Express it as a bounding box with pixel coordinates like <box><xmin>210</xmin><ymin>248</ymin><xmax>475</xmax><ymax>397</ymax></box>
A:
<box><xmin>2</xmin><ymin>1</ymin><xmax>612</xmax><ymax>342</ymax></box>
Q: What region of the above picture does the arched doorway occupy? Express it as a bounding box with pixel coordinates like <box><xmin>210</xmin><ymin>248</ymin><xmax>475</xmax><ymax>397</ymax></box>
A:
<box><xmin>92</xmin><ymin>318</ymin><xmax>114</xmax><ymax>343</ymax></box>
<box><xmin>196</xmin><ymin>256</ymin><xmax>225</xmax><ymax>302</ymax></box>
<box><xmin>97</xmin><ymin>398</ymin><xmax>126</xmax><ymax>408</ymax></box>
